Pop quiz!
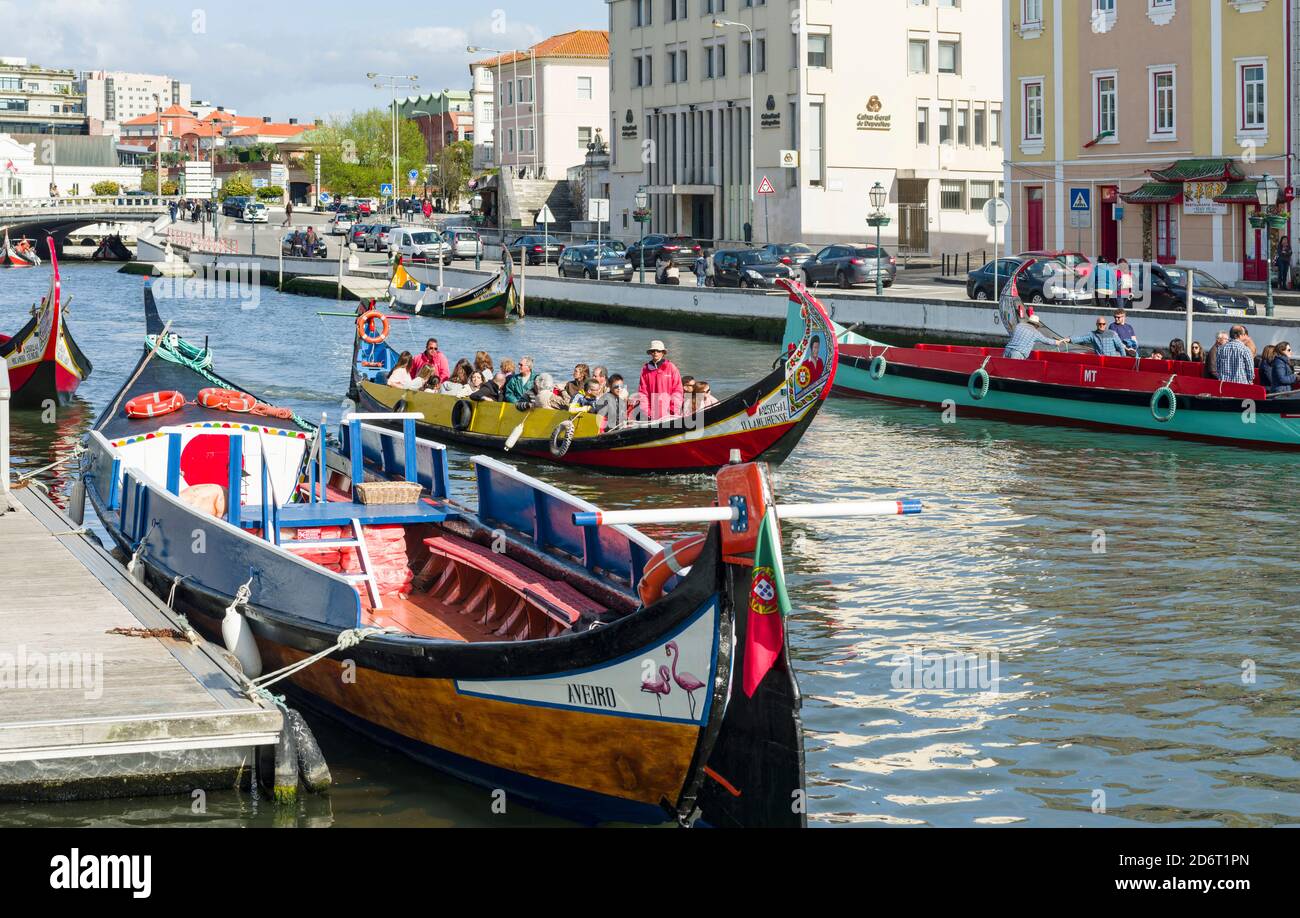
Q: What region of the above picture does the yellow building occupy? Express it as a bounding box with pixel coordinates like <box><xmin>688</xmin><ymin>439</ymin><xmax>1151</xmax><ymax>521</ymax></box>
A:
<box><xmin>1005</xmin><ymin>0</ymin><xmax>1296</xmax><ymax>285</ymax></box>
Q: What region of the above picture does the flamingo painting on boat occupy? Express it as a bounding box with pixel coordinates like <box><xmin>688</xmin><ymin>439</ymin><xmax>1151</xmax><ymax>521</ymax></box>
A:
<box><xmin>665</xmin><ymin>642</ymin><xmax>705</xmax><ymax>720</ymax></box>
<box><xmin>641</xmin><ymin>664</ymin><xmax>672</xmax><ymax>715</ymax></box>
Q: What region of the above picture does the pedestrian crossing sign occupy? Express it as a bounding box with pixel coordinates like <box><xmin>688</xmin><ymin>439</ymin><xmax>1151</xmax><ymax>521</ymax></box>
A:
<box><xmin>1070</xmin><ymin>188</ymin><xmax>1091</xmax><ymax>211</ymax></box>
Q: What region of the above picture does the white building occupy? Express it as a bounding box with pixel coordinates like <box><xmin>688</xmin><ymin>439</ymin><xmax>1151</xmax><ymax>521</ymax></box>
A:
<box><xmin>607</xmin><ymin>0</ymin><xmax>1004</xmax><ymax>254</ymax></box>
<box><xmin>78</xmin><ymin>70</ymin><xmax>191</xmax><ymax>137</ymax></box>
<box><xmin>469</xmin><ymin>62</ymin><xmax>496</xmax><ymax>170</ymax></box>
<box><xmin>0</xmin><ymin>133</ymin><xmax>141</xmax><ymax>199</ymax></box>
<box><xmin>0</xmin><ymin>58</ymin><xmax>86</xmax><ymax>135</ymax></box>
<box><xmin>473</xmin><ymin>30</ymin><xmax>610</xmax><ymax>180</ymax></box>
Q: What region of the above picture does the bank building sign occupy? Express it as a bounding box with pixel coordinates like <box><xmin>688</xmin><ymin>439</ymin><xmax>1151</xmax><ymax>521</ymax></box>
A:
<box><xmin>857</xmin><ymin>96</ymin><xmax>891</xmax><ymax>132</ymax></box>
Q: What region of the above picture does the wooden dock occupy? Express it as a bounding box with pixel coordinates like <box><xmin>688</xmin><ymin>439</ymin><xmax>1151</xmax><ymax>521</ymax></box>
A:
<box><xmin>0</xmin><ymin>485</ymin><xmax>282</xmax><ymax>801</ymax></box>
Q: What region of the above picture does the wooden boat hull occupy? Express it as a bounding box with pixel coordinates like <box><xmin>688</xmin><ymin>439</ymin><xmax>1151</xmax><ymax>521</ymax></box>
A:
<box><xmin>354</xmin><ymin>280</ymin><xmax>838</xmax><ymax>474</ymax></box>
<box><xmin>2</xmin><ymin>245</ymin><xmax>90</xmax><ymax>407</ymax></box>
<box><xmin>391</xmin><ymin>257</ymin><xmax>520</xmax><ymax>321</ymax></box>
<box><xmin>790</xmin><ymin>318</ymin><xmax>1300</xmax><ymax>450</ymax></box>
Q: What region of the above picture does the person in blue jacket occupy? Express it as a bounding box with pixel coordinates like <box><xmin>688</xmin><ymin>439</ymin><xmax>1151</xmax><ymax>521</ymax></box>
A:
<box><xmin>1264</xmin><ymin>341</ymin><xmax>1296</xmax><ymax>393</ymax></box>
<box><xmin>1068</xmin><ymin>317</ymin><xmax>1130</xmax><ymax>357</ymax></box>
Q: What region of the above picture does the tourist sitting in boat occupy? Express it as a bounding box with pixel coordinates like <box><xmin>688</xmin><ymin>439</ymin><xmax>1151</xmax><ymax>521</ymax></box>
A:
<box><xmin>387</xmin><ymin>351</ymin><xmax>416</xmax><ymax>387</ymax></box>
<box><xmin>1110</xmin><ymin>309</ymin><xmax>1138</xmax><ymax>352</ymax></box>
<box><xmin>595</xmin><ymin>375</ymin><xmax>630</xmax><ymax>428</ymax></box>
<box><xmin>1190</xmin><ymin>341</ymin><xmax>1206</xmax><ymax>364</ymax></box>
<box><xmin>522</xmin><ymin>373</ymin><xmax>562</xmax><ymax>410</ymax></box>
<box><xmin>570</xmin><ymin>379</ymin><xmax>603</xmax><ymax>410</ymax></box>
<box><xmin>1261</xmin><ymin>342</ymin><xmax>1297</xmax><ymax>393</ymax></box>
<box><xmin>1205</xmin><ymin>331</ymin><xmax>1229</xmax><ymax>378</ymax></box>
<box><xmin>639</xmin><ymin>340</ymin><xmax>685</xmax><ymax>419</ymax></box>
<box><xmin>1068</xmin><ymin>317</ymin><xmax>1132</xmax><ymax>357</ymax></box>
<box><xmin>411</xmin><ymin>365</ymin><xmax>439</xmax><ymax>391</ymax></box>
<box><xmin>474</xmin><ymin>351</ymin><xmax>494</xmax><ymax>376</ymax></box>
<box><xmin>1167</xmin><ymin>338</ymin><xmax>1189</xmax><ymax>363</ymax></box>
<box><xmin>1215</xmin><ymin>327</ymin><xmax>1255</xmax><ymax>385</ymax></box>
<box><xmin>411</xmin><ymin>337</ymin><xmax>449</xmax><ymax>381</ymax></box>
<box><xmin>503</xmin><ymin>356</ymin><xmax>535</xmax><ymax>405</ymax></box>
<box><xmin>565</xmin><ymin>364</ymin><xmax>591</xmax><ymax>401</ymax></box>
<box><xmin>590</xmin><ymin>365</ymin><xmax>609</xmax><ymax>395</ymax></box>
<box><xmin>440</xmin><ymin>359</ymin><xmax>474</xmax><ymax>396</ymax></box>
<box><xmin>694</xmin><ymin>381</ymin><xmax>718</xmax><ymax>411</ymax></box>
<box><xmin>1003</xmin><ymin>315</ymin><xmax>1061</xmax><ymax>359</ymax></box>
<box><xmin>1150</xmin><ymin>350</ymin><xmax>1165</xmax><ymax>360</ymax></box>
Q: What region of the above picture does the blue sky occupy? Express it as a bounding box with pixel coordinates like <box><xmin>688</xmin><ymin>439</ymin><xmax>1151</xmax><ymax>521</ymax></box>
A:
<box><xmin>0</xmin><ymin>0</ymin><xmax>607</xmax><ymax>121</ymax></box>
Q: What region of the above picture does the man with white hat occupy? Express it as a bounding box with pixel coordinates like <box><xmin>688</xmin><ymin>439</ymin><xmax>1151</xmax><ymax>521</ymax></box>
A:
<box><xmin>638</xmin><ymin>339</ymin><xmax>684</xmax><ymax>420</ymax></box>
<box><xmin>1003</xmin><ymin>313</ymin><xmax>1065</xmax><ymax>359</ymax></box>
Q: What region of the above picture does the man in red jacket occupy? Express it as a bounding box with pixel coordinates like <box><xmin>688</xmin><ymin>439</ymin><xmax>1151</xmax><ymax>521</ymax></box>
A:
<box><xmin>637</xmin><ymin>339</ymin><xmax>684</xmax><ymax>420</ymax></box>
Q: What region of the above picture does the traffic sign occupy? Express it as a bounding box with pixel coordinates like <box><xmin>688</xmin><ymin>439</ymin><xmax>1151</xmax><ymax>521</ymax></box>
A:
<box><xmin>319</xmin><ymin>192</ymin><xmax>333</xmax><ymax>205</ymax></box>
<box><xmin>408</xmin><ymin>169</ymin><xmax>420</xmax><ymax>182</ymax></box>
<box><xmin>983</xmin><ymin>197</ymin><xmax>1010</xmax><ymax>227</ymax></box>
<box><xmin>1069</xmin><ymin>210</ymin><xmax>1092</xmax><ymax>229</ymax></box>
<box><xmin>252</xmin><ymin>178</ymin><xmax>269</xmax><ymax>189</ymax></box>
<box><xmin>1070</xmin><ymin>188</ymin><xmax>1092</xmax><ymax>211</ymax></box>
<box><xmin>757</xmin><ymin>175</ymin><xmax>776</xmax><ymax>195</ymax></box>
<box><xmin>535</xmin><ymin>204</ymin><xmax>556</xmax><ymax>226</ymax></box>
<box><xmin>380</xmin><ymin>183</ymin><xmax>394</xmax><ymax>198</ymax></box>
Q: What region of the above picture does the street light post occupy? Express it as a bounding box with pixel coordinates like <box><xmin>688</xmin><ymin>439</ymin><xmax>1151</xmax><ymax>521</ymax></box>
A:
<box><xmin>635</xmin><ymin>187</ymin><xmax>649</xmax><ymax>285</ymax></box>
<box><xmin>152</xmin><ymin>94</ymin><xmax>163</xmax><ymax>195</ymax></box>
<box><xmin>868</xmin><ymin>182</ymin><xmax>891</xmax><ymax>297</ymax></box>
<box><xmin>1257</xmin><ymin>174</ymin><xmax>1281</xmax><ymax>318</ymax></box>
<box><xmin>714</xmin><ymin>18</ymin><xmax>756</xmax><ymax>242</ymax></box>
<box><xmin>369</xmin><ymin>72</ymin><xmax>420</xmax><ymax>219</ymax></box>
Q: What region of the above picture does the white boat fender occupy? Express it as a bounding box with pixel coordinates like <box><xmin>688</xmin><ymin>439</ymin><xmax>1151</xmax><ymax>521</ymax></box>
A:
<box><xmin>222</xmin><ymin>579</ymin><xmax>263</xmax><ymax>679</ymax></box>
<box><xmin>286</xmin><ymin>708</ymin><xmax>332</xmax><ymax>793</ymax></box>
<box><xmin>257</xmin><ymin>720</ymin><xmax>299</xmax><ymax>806</ymax></box>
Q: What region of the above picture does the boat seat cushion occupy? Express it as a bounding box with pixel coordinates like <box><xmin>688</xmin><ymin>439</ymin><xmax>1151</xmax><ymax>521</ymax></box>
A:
<box><xmin>422</xmin><ymin>535</ymin><xmax>604</xmax><ymax>624</ymax></box>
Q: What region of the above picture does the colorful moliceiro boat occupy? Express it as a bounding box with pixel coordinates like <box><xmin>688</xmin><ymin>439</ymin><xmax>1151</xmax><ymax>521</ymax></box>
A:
<box><xmin>79</xmin><ymin>286</ymin><xmax>921</xmax><ymax>825</ymax></box>
<box><xmin>388</xmin><ymin>253</ymin><xmax>519</xmax><ymax>320</ymax></box>
<box><xmin>1</xmin><ymin>243</ymin><xmax>91</xmax><ymax>407</ymax></box>
<box><xmin>1</xmin><ymin>229</ymin><xmax>41</xmax><ymax>267</ymax></box>
<box><xmin>788</xmin><ymin>303</ymin><xmax>1300</xmax><ymax>450</ymax></box>
<box><xmin>353</xmin><ymin>279</ymin><xmax>838</xmax><ymax>473</ymax></box>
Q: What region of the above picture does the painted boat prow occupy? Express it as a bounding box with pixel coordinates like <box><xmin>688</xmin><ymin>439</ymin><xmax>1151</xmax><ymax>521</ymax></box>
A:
<box><xmin>1</xmin><ymin>241</ymin><xmax>91</xmax><ymax>407</ymax></box>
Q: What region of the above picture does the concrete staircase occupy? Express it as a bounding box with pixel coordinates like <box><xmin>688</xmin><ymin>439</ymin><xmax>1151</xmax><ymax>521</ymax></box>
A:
<box><xmin>501</xmin><ymin>174</ymin><xmax>578</xmax><ymax>232</ymax></box>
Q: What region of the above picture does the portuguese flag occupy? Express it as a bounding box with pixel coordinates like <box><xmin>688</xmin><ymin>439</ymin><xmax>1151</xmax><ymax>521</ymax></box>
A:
<box><xmin>743</xmin><ymin>508</ymin><xmax>791</xmax><ymax>697</ymax></box>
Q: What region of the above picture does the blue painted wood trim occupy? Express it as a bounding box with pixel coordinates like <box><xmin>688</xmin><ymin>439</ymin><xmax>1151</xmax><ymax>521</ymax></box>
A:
<box><xmin>165</xmin><ymin>432</ymin><xmax>182</xmax><ymax>495</ymax></box>
<box><xmin>226</xmin><ymin>435</ymin><xmax>243</xmax><ymax>526</ymax></box>
<box><xmin>403</xmin><ymin>418</ymin><xmax>418</xmax><ymax>483</ymax></box>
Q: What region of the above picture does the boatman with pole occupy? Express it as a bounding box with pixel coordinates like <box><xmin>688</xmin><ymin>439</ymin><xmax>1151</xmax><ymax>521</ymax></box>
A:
<box><xmin>1003</xmin><ymin>314</ymin><xmax>1065</xmax><ymax>359</ymax></box>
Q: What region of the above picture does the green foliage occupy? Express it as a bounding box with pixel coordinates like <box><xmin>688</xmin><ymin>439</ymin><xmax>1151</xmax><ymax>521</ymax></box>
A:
<box><xmin>219</xmin><ymin>171</ymin><xmax>255</xmax><ymax>200</ymax></box>
<box><xmin>435</xmin><ymin>139</ymin><xmax>474</xmax><ymax>210</ymax></box>
<box><xmin>307</xmin><ymin>109</ymin><xmax>427</xmax><ymax>199</ymax></box>
<box><xmin>256</xmin><ymin>185</ymin><xmax>284</xmax><ymax>201</ymax></box>
<box><xmin>162</xmin><ymin>179</ymin><xmax>179</xmax><ymax>195</ymax></box>
<box><xmin>91</xmin><ymin>180</ymin><xmax>120</xmax><ymax>196</ymax></box>
<box><xmin>138</xmin><ymin>171</ymin><xmax>159</xmax><ymax>192</ymax></box>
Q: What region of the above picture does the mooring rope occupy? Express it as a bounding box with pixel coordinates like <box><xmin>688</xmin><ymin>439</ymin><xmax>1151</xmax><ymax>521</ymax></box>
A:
<box><xmin>246</xmin><ymin>626</ymin><xmax>401</xmax><ymax>695</ymax></box>
<box><xmin>15</xmin><ymin>445</ymin><xmax>85</xmax><ymax>483</ymax></box>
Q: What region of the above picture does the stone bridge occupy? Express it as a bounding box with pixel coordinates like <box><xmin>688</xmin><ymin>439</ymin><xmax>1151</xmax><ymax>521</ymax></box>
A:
<box><xmin>0</xmin><ymin>195</ymin><xmax>177</xmax><ymax>245</ymax></box>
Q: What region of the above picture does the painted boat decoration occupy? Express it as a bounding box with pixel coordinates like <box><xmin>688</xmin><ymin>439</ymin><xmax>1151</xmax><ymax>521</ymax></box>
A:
<box><xmin>81</xmin><ymin>285</ymin><xmax>918</xmax><ymax>825</ymax></box>
<box><xmin>1</xmin><ymin>229</ymin><xmax>41</xmax><ymax>268</ymax></box>
<box><xmin>388</xmin><ymin>252</ymin><xmax>519</xmax><ymax>321</ymax></box>
<box><xmin>785</xmin><ymin>287</ymin><xmax>1300</xmax><ymax>450</ymax></box>
<box><xmin>351</xmin><ymin>278</ymin><xmax>839</xmax><ymax>474</ymax></box>
<box><xmin>1</xmin><ymin>242</ymin><xmax>91</xmax><ymax>408</ymax></box>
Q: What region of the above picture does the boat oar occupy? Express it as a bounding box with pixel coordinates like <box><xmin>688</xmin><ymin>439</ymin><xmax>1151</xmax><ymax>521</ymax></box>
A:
<box><xmin>573</xmin><ymin>499</ymin><xmax>922</xmax><ymax>528</ymax></box>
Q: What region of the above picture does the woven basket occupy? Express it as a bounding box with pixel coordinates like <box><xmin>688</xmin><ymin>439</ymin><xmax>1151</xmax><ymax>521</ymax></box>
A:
<box><xmin>355</xmin><ymin>481</ymin><xmax>424</xmax><ymax>505</ymax></box>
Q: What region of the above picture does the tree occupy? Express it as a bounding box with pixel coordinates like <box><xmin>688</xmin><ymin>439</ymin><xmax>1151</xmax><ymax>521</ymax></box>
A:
<box><xmin>307</xmin><ymin>109</ymin><xmax>427</xmax><ymax>200</ymax></box>
<box><xmin>91</xmin><ymin>180</ymin><xmax>120</xmax><ymax>196</ymax></box>
<box><xmin>138</xmin><ymin>171</ymin><xmax>159</xmax><ymax>192</ymax></box>
<box><xmin>219</xmin><ymin>171</ymin><xmax>254</xmax><ymax>201</ymax></box>
<box><xmin>436</xmin><ymin>139</ymin><xmax>474</xmax><ymax>210</ymax></box>
<box><xmin>162</xmin><ymin>179</ymin><xmax>179</xmax><ymax>195</ymax></box>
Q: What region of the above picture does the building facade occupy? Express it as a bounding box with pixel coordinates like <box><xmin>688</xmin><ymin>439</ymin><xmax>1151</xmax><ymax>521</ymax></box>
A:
<box><xmin>473</xmin><ymin>30</ymin><xmax>610</xmax><ymax>180</ymax></box>
<box><xmin>469</xmin><ymin>62</ymin><xmax>496</xmax><ymax>169</ymax></box>
<box><xmin>1006</xmin><ymin>0</ymin><xmax>1297</xmax><ymax>285</ymax></box>
<box><xmin>78</xmin><ymin>70</ymin><xmax>191</xmax><ymax>136</ymax></box>
<box><xmin>606</xmin><ymin>0</ymin><xmax>1004</xmax><ymax>251</ymax></box>
<box><xmin>0</xmin><ymin>58</ymin><xmax>86</xmax><ymax>135</ymax></box>
<box><xmin>400</xmin><ymin>90</ymin><xmax>474</xmax><ymax>163</ymax></box>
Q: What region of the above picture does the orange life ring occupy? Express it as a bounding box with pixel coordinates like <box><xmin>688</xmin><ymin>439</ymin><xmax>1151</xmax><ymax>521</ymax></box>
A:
<box><xmin>197</xmin><ymin>387</ymin><xmax>256</xmax><ymax>413</ymax></box>
<box><xmin>125</xmin><ymin>390</ymin><xmax>185</xmax><ymax>419</ymax></box>
<box><xmin>357</xmin><ymin>310</ymin><xmax>390</xmax><ymax>345</ymax></box>
<box><xmin>638</xmin><ymin>535</ymin><xmax>707</xmax><ymax>608</ymax></box>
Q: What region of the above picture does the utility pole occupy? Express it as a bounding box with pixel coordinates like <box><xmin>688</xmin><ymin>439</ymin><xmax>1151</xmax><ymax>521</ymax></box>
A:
<box><xmin>368</xmin><ymin>72</ymin><xmax>419</xmax><ymax>218</ymax></box>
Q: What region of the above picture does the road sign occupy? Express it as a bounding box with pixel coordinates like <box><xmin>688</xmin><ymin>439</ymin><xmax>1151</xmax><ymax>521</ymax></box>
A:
<box><xmin>757</xmin><ymin>175</ymin><xmax>776</xmax><ymax>195</ymax></box>
<box><xmin>983</xmin><ymin>197</ymin><xmax>1010</xmax><ymax>227</ymax></box>
<box><xmin>1070</xmin><ymin>188</ymin><xmax>1092</xmax><ymax>212</ymax></box>
<box><xmin>779</xmin><ymin>150</ymin><xmax>799</xmax><ymax>168</ymax></box>
<box><xmin>380</xmin><ymin>183</ymin><xmax>394</xmax><ymax>198</ymax></box>
<box><xmin>587</xmin><ymin>198</ymin><xmax>610</xmax><ymax>222</ymax></box>
<box><xmin>1070</xmin><ymin>210</ymin><xmax>1092</xmax><ymax>229</ymax></box>
<box><xmin>535</xmin><ymin>204</ymin><xmax>556</xmax><ymax>226</ymax></box>
<box><xmin>408</xmin><ymin>169</ymin><xmax>419</xmax><ymax>182</ymax></box>
<box><xmin>319</xmin><ymin>192</ymin><xmax>333</xmax><ymax>205</ymax></box>
<box><xmin>252</xmin><ymin>178</ymin><xmax>269</xmax><ymax>189</ymax></box>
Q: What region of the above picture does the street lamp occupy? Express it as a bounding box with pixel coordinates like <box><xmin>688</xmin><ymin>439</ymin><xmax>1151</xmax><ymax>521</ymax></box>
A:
<box><xmin>152</xmin><ymin>94</ymin><xmax>163</xmax><ymax>196</ymax></box>
<box><xmin>635</xmin><ymin>187</ymin><xmax>650</xmax><ymax>285</ymax></box>
<box><xmin>370</xmin><ymin>72</ymin><xmax>419</xmax><ymax>218</ymax></box>
<box><xmin>713</xmin><ymin>18</ymin><xmax>756</xmax><ymax>242</ymax></box>
<box><xmin>1257</xmin><ymin>173</ymin><xmax>1281</xmax><ymax>317</ymax></box>
<box><xmin>867</xmin><ymin>181</ymin><xmax>891</xmax><ymax>296</ymax></box>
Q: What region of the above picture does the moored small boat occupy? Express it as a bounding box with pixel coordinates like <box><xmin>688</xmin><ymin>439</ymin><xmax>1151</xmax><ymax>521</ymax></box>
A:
<box><xmin>1</xmin><ymin>229</ymin><xmax>41</xmax><ymax>268</ymax></box>
<box><xmin>1</xmin><ymin>242</ymin><xmax>91</xmax><ymax>408</ymax></box>
<box><xmin>388</xmin><ymin>253</ymin><xmax>519</xmax><ymax>321</ymax></box>
<box><xmin>353</xmin><ymin>278</ymin><xmax>839</xmax><ymax>474</ymax></box>
<box><xmin>81</xmin><ymin>283</ymin><xmax>919</xmax><ymax>825</ymax></box>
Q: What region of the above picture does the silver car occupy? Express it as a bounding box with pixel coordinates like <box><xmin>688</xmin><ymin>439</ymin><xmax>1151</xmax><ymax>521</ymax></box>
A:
<box><xmin>446</xmin><ymin>228</ymin><xmax>483</xmax><ymax>260</ymax></box>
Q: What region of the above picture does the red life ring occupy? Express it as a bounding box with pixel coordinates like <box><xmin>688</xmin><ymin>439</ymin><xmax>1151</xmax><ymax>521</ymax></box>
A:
<box><xmin>357</xmin><ymin>310</ymin><xmax>390</xmax><ymax>345</ymax></box>
<box><xmin>125</xmin><ymin>390</ymin><xmax>185</xmax><ymax>419</ymax></box>
<box><xmin>638</xmin><ymin>535</ymin><xmax>707</xmax><ymax>608</ymax></box>
<box><xmin>197</xmin><ymin>387</ymin><xmax>256</xmax><ymax>413</ymax></box>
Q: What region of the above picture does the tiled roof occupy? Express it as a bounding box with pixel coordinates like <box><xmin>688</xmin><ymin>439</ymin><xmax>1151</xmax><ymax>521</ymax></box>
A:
<box><xmin>230</xmin><ymin>123</ymin><xmax>310</xmax><ymax>138</ymax></box>
<box><xmin>1214</xmin><ymin>181</ymin><xmax>1261</xmax><ymax>204</ymax></box>
<box><xmin>1120</xmin><ymin>182</ymin><xmax>1183</xmax><ymax>205</ymax></box>
<box><xmin>1148</xmin><ymin>159</ymin><xmax>1246</xmax><ymax>183</ymax></box>
<box><xmin>471</xmin><ymin>29</ymin><xmax>608</xmax><ymax>70</ymax></box>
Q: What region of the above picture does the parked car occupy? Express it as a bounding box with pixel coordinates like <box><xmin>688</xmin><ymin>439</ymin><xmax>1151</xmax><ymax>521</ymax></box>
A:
<box><xmin>506</xmin><ymin>234</ymin><xmax>565</xmax><ymax>265</ymax></box>
<box><xmin>709</xmin><ymin>248</ymin><xmax>794</xmax><ymax>288</ymax></box>
<box><xmin>967</xmin><ymin>257</ymin><xmax>1032</xmax><ymax>301</ymax></box>
<box><xmin>390</xmin><ymin>228</ymin><xmax>452</xmax><ymax>264</ymax></box>
<box><xmin>446</xmin><ymin>228</ymin><xmax>483</xmax><ymax>260</ymax></box>
<box><xmin>804</xmin><ymin>244</ymin><xmax>898</xmax><ymax>288</ymax></box>
<box><xmin>242</xmin><ymin>202</ymin><xmax>269</xmax><ymax>224</ymax></box>
<box><xmin>349</xmin><ymin>224</ymin><xmax>373</xmax><ymax>247</ymax></box>
<box><xmin>1009</xmin><ymin>257</ymin><xmax>1095</xmax><ymax>306</ymax></box>
<box><xmin>1143</xmin><ymin>264</ymin><xmax>1258</xmax><ymax>315</ymax></box>
<box><xmin>625</xmin><ymin>234</ymin><xmax>702</xmax><ymax>268</ymax></box>
<box><xmin>363</xmin><ymin>223</ymin><xmax>399</xmax><ymax>253</ymax></box>
<box><xmin>221</xmin><ymin>195</ymin><xmax>250</xmax><ymax>217</ymax></box>
<box><xmin>329</xmin><ymin>212</ymin><xmax>354</xmax><ymax>235</ymax></box>
<box><xmin>762</xmin><ymin>243</ymin><xmax>817</xmax><ymax>272</ymax></box>
<box><xmin>580</xmin><ymin>239</ymin><xmax>627</xmax><ymax>255</ymax></box>
<box><xmin>1017</xmin><ymin>249</ymin><xmax>1093</xmax><ymax>279</ymax></box>
<box><xmin>281</xmin><ymin>231</ymin><xmax>327</xmax><ymax>258</ymax></box>
<box><xmin>557</xmin><ymin>244</ymin><xmax>634</xmax><ymax>281</ymax></box>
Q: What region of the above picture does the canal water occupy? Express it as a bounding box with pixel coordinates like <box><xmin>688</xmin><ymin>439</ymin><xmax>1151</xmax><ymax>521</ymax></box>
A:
<box><xmin>2</xmin><ymin>262</ymin><xmax>1297</xmax><ymax>828</ymax></box>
